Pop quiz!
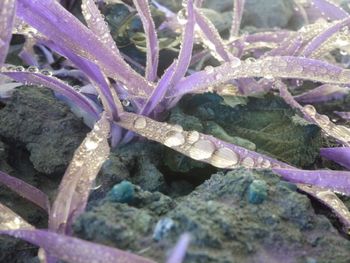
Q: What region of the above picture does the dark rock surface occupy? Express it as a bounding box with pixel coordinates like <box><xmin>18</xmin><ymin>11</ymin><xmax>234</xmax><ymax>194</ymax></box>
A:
<box><xmin>74</xmin><ymin>169</ymin><xmax>350</xmax><ymax>263</ymax></box>
<box><xmin>0</xmin><ymin>86</ymin><xmax>88</xmax><ymax>175</ymax></box>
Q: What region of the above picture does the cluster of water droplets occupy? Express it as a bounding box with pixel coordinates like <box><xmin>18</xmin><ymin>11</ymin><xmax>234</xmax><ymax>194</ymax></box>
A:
<box><xmin>303</xmin><ymin>104</ymin><xmax>350</xmax><ymax>144</ymax></box>
<box><xmin>126</xmin><ymin>114</ymin><xmax>287</xmax><ymax>170</ymax></box>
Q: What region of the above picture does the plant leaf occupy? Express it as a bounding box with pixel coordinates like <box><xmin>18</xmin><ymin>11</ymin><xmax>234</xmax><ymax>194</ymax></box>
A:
<box><xmin>133</xmin><ymin>0</ymin><xmax>159</xmax><ymax>82</ymax></box>
<box><xmin>49</xmin><ymin>113</ymin><xmax>110</xmax><ymax>234</ymax></box>
<box><xmin>0</xmin><ymin>203</ymin><xmax>34</xmax><ymax>230</ymax></box>
<box><xmin>320</xmin><ymin>147</ymin><xmax>350</xmax><ymax>170</ymax></box>
<box><xmin>274</xmin><ymin>168</ymin><xmax>350</xmax><ymax>196</ymax></box>
<box><xmin>16</xmin><ymin>0</ymin><xmax>153</xmax><ymax>95</ymax></box>
<box><xmin>0</xmin><ymin>171</ymin><xmax>50</xmax><ymax>213</ymax></box>
<box><xmin>0</xmin><ymin>0</ymin><xmax>17</xmax><ymax>66</ymax></box>
<box><xmin>1</xmin><ymin>66</ymin><xmax>100</xmax><ymax>119</ymax></box>
<box><xmin>230</xmin><ymin>0</ymin><xmax>245</xmax><ymax>37</ymax></box>
<box><xmin>0</xmin><ymin>229</ymin><xmax>156</xmax><ymax>263</ymax></box>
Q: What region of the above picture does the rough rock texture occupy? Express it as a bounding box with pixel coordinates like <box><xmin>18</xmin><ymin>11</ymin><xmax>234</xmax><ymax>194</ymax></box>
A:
<box><xmin>0</xmin><ymin>86</ymin><xmax>88</xmax><ymax>174</ymax></box>
<box><xmin>74</xmin><ymin>169</ymin><xmax>350</xmax><ymax>263</ymax></box>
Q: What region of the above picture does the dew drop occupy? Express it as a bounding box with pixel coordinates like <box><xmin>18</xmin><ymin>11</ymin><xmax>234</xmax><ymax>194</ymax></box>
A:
<box><xmin>85</xmin><ymin>139</ymin><xmax>98</xmax><ymax>151</ymax></box>
<box><xmin>163</xmin><ymin>131</ymin><xmax>185</xmax><ymax>147</ymax></box>
<box><xmin>189</xmin><ymin>139</ymin><xmax>216</xmax><ymax>160</ymax></box>
<box><xmin>204</xmin><ymin>66</ymin><xmax>214</xmax><ymax>74</ymax></box>
<box><xmin>172</xmin><ymin>124</ymin><xmax>184</xmax><ymax>132</ymax></box>
<box><xmin>186</xmin><ymin>131</ymin><xmax>200</xmax><ymax>144</ymax></box>
<box><xmin>303</xmin><ymin>104</ymin><xmax>317</xmax><ymax>117</ymax></box>
<box><xmin>231</xmin><ymin>57</ymin><xmax>242</xmax><ymax>68</ymax></box>
<box><xmin>241</xmin><ymin>157</ymin><xmax>255</xmax><ymax>168</ymax></box>
<box><xmin>15</xmin><ymin>66</ymin><xmax>24</xmax><ymax>72</ymax></box>
<box><xmin>27</xmin><ymin>66</ymin><xmax>39</xmax><ymax>73</ymax></box>
<box><xmin>41</xmin><ymin>69</ymin><xmax>53</xmax><ymax>76</ymax></box>
<box><xmin>122</xmin><ymin>99</ymin><xmax>130</xmax><ymax>107</ymax></box>
<box><xmin>317</xmin><ymin>114</ymin><xmax>330</xmax><ymax>126</ymax></box>
<box><xmin>133</xmin><ymin>117</ymin><xmax>147</xmax><ymax>129</ymax></box>
<box><xmin>210</xmin><ymin>147</ymin><xmax>239</xmax><ymax>168</ymax></box>
<box><xmin>261</xmin><ymin>159</ymin><xmax>271</xmax><ymax>169</ymax></box>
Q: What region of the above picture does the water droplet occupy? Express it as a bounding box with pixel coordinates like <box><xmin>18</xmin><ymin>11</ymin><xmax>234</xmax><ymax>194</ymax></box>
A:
<box><xmin>163</xmin><ymin>131</ymin><xmax>185</xmax><ymax>147</ymax></box>
<box><xmin>41</xmin><ymin>69</ymin><xmax>52</xmax><ymax>76</ymax></box>
<box><xmin>231</xmin><ymin>57</ymin><xmax>241</xmax><ymax>68</ymax></box>
<box><xmin>186</xmin><ymin>131</ymin><xmax>200</xmax><ymax>144</ymax></box>
<box><xmin>317</xmin><ymin>114</ymin><xmax>330</xmax><ymax>126</ymax></box>
<box><xmin>15</xmin><ymin>66</ymin><xmax>24</xmax><ymax>72</ymax></box>
<box><xmin>122</xmin><ymin>100</ymin><xmax>130</xmax><ymax>107</ymax></box>
<box><xmin>261</xmin><ymin>159</ymin><xmax>271</xmax><ymax>169</ymax></box>
<box><xmin>133</xmin><ymin>117</ymin><xmax>147</xmax><ymax>129</ymax></box>
<box><xmin>245</xmin><ymin>57</ymin><xmax>256</xmax><ymax>63</ymax></box>
<box><xmin>204</xmin><ymin>66</ymin><xmax>214</xmax><ymax>74</ymax></box>
<box><xmin>189</xmin><ymin>140</ymin><xmax>216</xmax><ymax>160</ymax></box>
<box><xmin>303</xmin><ymin>104</ymin><xmax>317</xmax><ymax>117</ymax></box>
<box><xmin>172</xmin><ymin>124</ymin><xmax>183</xmax><ymax>132</ymax></box>
<box><xmin>27</xmin><ymin>66</ymin><xmax>39</xmax><ymax>73</ymax></box>
<box><xmin>85</xmin><ymin>139</ymin><xmax>98</xmax><ymax>151</ymax></box>
<box><xmin>210</xmin><ymin>147</ymin><xmax>239</xmax><ymax>168</ymax></box>
<box><xmin>241</xmin><ymin>157</ymin><xmax>255</xmax><ymax>168</ymax></box>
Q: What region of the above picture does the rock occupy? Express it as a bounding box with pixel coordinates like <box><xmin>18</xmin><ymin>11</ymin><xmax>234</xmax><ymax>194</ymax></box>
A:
<box><xmin>74</xmin><ymin>169</ymin><xmax>350</xmax><ymax>262</ymax></box>
<box><xmin>108</xmin><ymin>181</ymin><xmax>135</xmax><ymax>203</ymax></box>
<box><xmin>247</xmin><ymin>179</ymin><xmax>268</xmax><ymax>204</ymax></box>
<box><xmin>242</xmin><ymin>0</ymin><xmax>295</xmax><ymax>29</ymax></box>
<box><xmin>0</xmin><ymin>86</ymin><xmax>88</xmax><ymax>174</ymax></box>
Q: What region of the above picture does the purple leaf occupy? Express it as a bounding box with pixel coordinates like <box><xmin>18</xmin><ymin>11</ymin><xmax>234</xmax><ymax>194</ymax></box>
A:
<box><xmin>194</xmin><ymin>7</ymin><xmax>232</xmax><ymax>62</ymax></box>
<box><xmin>273</xmin><ymin>168</ymin><xmax>350</xmax><ymax>196</ymax></box>
<box><xmin>16</xmin><ymin>0</ymin><xmax>153</xmax><ymax>96</ymax></box>
<box><xmin>320</xmin><ymin>147</ymin><xmax>350</xmax><ymax>170</ymax></box>
<box><xmin>301</xmin><ymin>0</ymin><xmax>349</xmax><ymax>22</ymax></box>
<box><xmin>301</xmin><ymin>17</ymin><xmax>350</xmax><ymax>58</ymax></box>
<box><xmin>0</xmin><ymin>0</ymin><xmax>16</xmax><ymax>66</ymax></box>
<box><xmin>0</xmin><ymin>203</ymin><xmax>34</xmax><ymax>230</ymax></box>
<box><xmin>49</xmin><ymin>114</ymin><xmax>110</xmax><ymax>234</ymax></box>
<box><xmin>2</xmin><ymin>67</ymin><xmax>100</xmax><ymax>120</ymax></box>
<box><xmin>0</xmin><ymin>229</ymin><xmax>156</xmax><ymax>263</ymax></box>
<box><xmin>297</xmin><ymin>184</ymin><xmax>350</xmax><ymax>233</ymax></box>
<box><xmin>267</xmin><ymin>34</ymin><xmax>304</xmax><ymax>56</ymax></box>
<box><xmin>294</xmin><ymin>84</ymin><xmax>349</xmax><ymax>103</ymax></box>
<box><xmin>117</xmin><ymin>112</ymin><xmax>291</xmax><ymax>170</ymax></box>
<box><xmin>166</xmin><ymin>233</ymin><xmax>191</xmax><ymax>263</ymax></box>
<box><xmin>278</xmin><ymin>81</ymin><xmax>350</xmax><ymax>145</ymax></box>
<box><xmin>230</xmin><ymin>0</ymin><xmax>246</xmax><ymax>37</ymax></box>
<box><xmin>133</xmin><ymin>0</ymin><xmax>159</xmax><ymax>82</ymax></box>
<box><xmin>0</xmin><ymin>171</ymin><xmax>50</xmax><ymax>213</ymax></box>
<box><xmin>170</xmin><ymin>56</ymin><xmax>350</xmax><ymax>99</ymax></box>
<box><xmin>37</xmin><ymin>39</ymin><xmax>121</xmax><ymax>120</ymax></box>
<box><xmin>81</xmin><ymin>0</ymin><xmax>122</xmax><ymax>58</ymax></box>
<box><xmin>334</xmin><ymin>111</ymin><xmax>350</xmax><ymax>121</ymax></box>
<box><xmin>168</xmin><ymin>0</ymin><xmax>195</xmax><ymax>86</ymax></box>
<box><xmin>141</xmin><ymin>61</ymin><xmax>176</xmax><ymax>116</ymax></box>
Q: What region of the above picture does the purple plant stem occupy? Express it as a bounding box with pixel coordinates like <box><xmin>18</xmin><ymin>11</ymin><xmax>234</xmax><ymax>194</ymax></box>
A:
<box><xmin>0</xmin><ymin>171</ymin><xmax>50</xmax><ymax>213</ymax></box>
<box><xmin>166</xmin><ymin>233</ymin><xmax>191</xmax><ymax>263</ymax></box>
<box><xmin>16</xmin><ymin>0</ymin><xmax>153</xmax><ymax>96</ymax></box>
<box><xmin>273</xmin><ymin>168</ymin><xmax>350</xmax><ymax>196</ymax></box>
<box><xmin>133</xmin><ymin>0</ymin><xmax>159</xmax><ymax>82</ymax></box>
<box><xmin>0</xmin><ymin>229</ymin><xmax>156</xmax><ymax>263</ymax></box>
<box><xmin>0</xmin><ymin>0</ymin><xmax>16</xmax><ymax>66</ymax></box>
<box><xmin>294</xmin><ymin>84</ymin><xmax>349</xmax><ymax>103</ymax></box>
<box><xmin>320</xmin><ymin>147</ymin><xmax>350</xmax><ymax>170</ymax></box>
<box><xmin>3</xmin><ymin>70</ymin><xmax>100</xmax><ymax>119</ymax></box>
<box><xmin>303</xmin><ymin>0</ymin><xmax>348</xmax><ymax>22</ymax></box>
<box><xmin>230</xmin><ymin>0</ymin><xmax>246</xmax><ymax>37</ymax></box>
<box><xmin>301</xmin><ymin>17</ymin><xmax>350</xmax><ymax>57</ymax></box>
